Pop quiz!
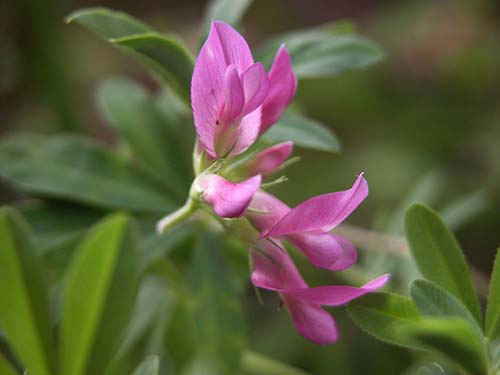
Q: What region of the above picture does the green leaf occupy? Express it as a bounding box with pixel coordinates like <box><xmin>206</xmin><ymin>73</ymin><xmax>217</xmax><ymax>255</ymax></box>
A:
<box><xmin>0</xmin><ymin>355</ymin><xmax>17</xmax><ymax>375</ymax></box>
<box><xmin>347</xmin><ymin>292</ymin><xmax>421</xmax><ymax>349</ymax></box>
<box><xmin>405</xmin><ymin>203</ymin><xmax>482</xmax><ymax>324</ymax></box>
<box><xmin>257</xmin><ymin>22</ymin><xmax>382</xmax><ymax>78</ymax></box>
<box><xmin>0</xmin><ymin>207</ymin><xmax>55</xmax><ymax>375</ymax></box>
<box><xmin>112</xmin><ymin>34</ymin><xmax>194</xmax><ymax>103</ymax></box>
<box><xmin>67</xmin><ymin>7</ymin><xmax>194</xmax><ymax>103</ymax></box>
<box><xmin>188</xmin><ymin>233</ymin><xmax>246</xmax><ymax>375</ymax></box>
<box><xmin>241</xmin><ymin>350</ymin><xmax>312</xmax><ymax>375</ymax></box>
<box><xmin>98</xmin><ymin>77</ymin><xmax>189</xmax><ymax>196</ymax></box>
<box><xmin>410</xmin><ymin>279</ymin><xmax>480</xmax><ymax>333</ymax></box>
<box><xmin>65</xmin><ymin>7</ymin><xmax>152</xmax><ymax>38</ymax></box>
<box><xmin>400</xmin><ymin>318</ymin><xmax>489</xmax><ymax>375</ymax></box>
<box><xmin>0</xmin><ymin>134</ymin><xmax>178</xmax><ymax>213</ymax></box>
<box><xmin>132</xmin><ymin>355</ymin><xmax>159</xmax><ymax>375</ymax></box>
<box><xmin>202</xmin><ymin>0</ymin><xmax>253</xmax><ymax>30</ymax></box>
<box><xmin>441</xmin><ymin>189</ymin><xmax>491</xmax><ymax>231</ymax></box>
<box><xmin>60</xmin><ymin>213</ymin><xmax>141</xmax><ymax>375</ymax></box>
<box><xmin>486</xmin><ymin>249</ymin><xmax>500</xmax><ymax>340</ymax></box>
<box><xmin>263</xmin><ymin>111</ymin><xmax>341</xmax><ymax>153</ymax></box>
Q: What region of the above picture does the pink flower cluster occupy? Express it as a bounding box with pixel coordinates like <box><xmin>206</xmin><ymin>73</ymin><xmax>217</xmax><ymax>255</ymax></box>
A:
<box><xmin>191</xmin><ymin>21</ymin><xmax>389</xmax><ymax>345</ymax></box>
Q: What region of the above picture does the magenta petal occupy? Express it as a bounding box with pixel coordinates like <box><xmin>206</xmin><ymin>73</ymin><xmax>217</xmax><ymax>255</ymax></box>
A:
<box><xmin>284</xmin><ymin>274</ymin><xmax>391</xmax><ymax>306</ymax></box>
<box><xmin>191</xmin><ymin>21</ymin><xmax>254</xmax><ymax>157</ymax></box>
<box><xmin>242</xmin><ymin>62</ymin><xmax>269</xmax><ymax>115</ymax></box>
<box><xmin>287</xmin><ymin>232</ymin><xmax>357</xmax><ymax>271</ymax></box>
<box><xmin>283</xmin><ymin>296</ymin><xmax>339</xmax><ymax>345</ymax></box>
<box><xmin>212</xmin><ymin>21</ymin><xmax>254</xmax><ymax>72</ymax></box>
<box><xmin>230</xmin><ymin>108</ymin><xmax>262</xmax><ymax>156</ymax></box>
<box><xmin>200</xmin><ymin>174</ymin><xmax>261</xmax><ymax>218</ymax></box>
<box><xmin>247</xmin><ymin>190</ymin><xmax>291</xmax><ymax>232</ymax></box>
<box><xmin>248</xmin><ymin>141</ymin><xmax>293</xmax><ymax>176</ymax></box>
<box><xmin>220</xmin><ymin>65</ymin><xmax>244</xmax><ymax>125</ymax></box>
<box><xmin>251</xmin><ymin>240</ymin><xmax>306</xmax><ymax>291</ymax></box>
<box><xmin>262</xmin><ymin>174</ymin><xmax>369</xmax><ymax>237</ymax></box>
<box><xmin>260</xmin><ymin>46</ymin><xmax>298</xmax><ymax>133</ymax></box>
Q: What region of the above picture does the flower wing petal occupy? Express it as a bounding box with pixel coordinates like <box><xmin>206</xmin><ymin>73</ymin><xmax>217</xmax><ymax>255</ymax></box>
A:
<box><xmin>262</xmin><ymin>173</ymin><xmax>368</xmax><ymax>237</ymax></box>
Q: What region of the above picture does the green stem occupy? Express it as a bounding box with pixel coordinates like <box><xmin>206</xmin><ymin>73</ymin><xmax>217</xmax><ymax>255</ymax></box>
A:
<box><xmin>156</xmin><ymin>198</ymin><xmax>198</xmax><ymax>234</ymax></box>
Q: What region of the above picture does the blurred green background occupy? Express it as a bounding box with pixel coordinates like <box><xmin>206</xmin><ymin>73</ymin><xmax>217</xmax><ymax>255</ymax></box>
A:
<box><xmin>1</xmin><ymin>0</ymin><xmax>500</xmax><ymax>374</ymax></box>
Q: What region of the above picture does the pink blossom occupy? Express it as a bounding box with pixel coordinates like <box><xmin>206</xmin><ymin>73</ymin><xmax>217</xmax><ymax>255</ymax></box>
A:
<box><xmin>199</xmin><ymin>174</ymin><xmax>261</xmax><ymax>218</ymax></box>
<box><xmin>251</xmin><ymin>239</ymin><xmax>389</xmax><ymax>345</ymax></box>
<box><xmin>247</xmin><ymin>174</ymin><xmax>368</xmax><ymax>270</ymax></box>
<box><xmin>191</xmin><ymin>21</ymin><xmax>297</xmax><ymax>158</ymax></box>
<box><xmin>247</xmin><ymin>141</ymin><xmax>294</xmax><ymax>176</ymax></box>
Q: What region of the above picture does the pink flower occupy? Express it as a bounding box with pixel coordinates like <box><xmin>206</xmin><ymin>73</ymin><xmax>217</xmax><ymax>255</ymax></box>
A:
<box><xmin>247</xmin><ymin>174</ymin><xmax>368</xmax><ymax>270</ymax></box>
<box><xmin>199</xmin><ymin>174</ymin><xmax>261</xmax><ymax>218</ymax></box>
<box><xmin>251</xmin><ymin>239</ymin><xmax>389</xmax><ymax>345</ymax></box>
<box><xmin>246</xmin><ymin>141</ymin><xmax>294</xmax><ymax>176</ymax></box>
<box><xmin>191</xmin><ymin>21</ymin><xmax>297</xmax><ymax>158</ymax></box>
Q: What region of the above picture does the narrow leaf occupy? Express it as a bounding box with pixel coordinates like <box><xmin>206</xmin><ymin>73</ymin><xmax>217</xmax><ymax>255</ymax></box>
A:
<box><xmin>264</xmin><ymin>111</ymin><xmax>341</xmax><ymax>153</ymax></box>
<box><xmin>132</xmin><ymin>355</ymin><xmax>159</xmax><ymax>375</ymax></box>
<box><xmin>400</xmin><ymin>318</ymin><xmax>488</xmax><ymax>375</ymax></box>
<box><xmin>60</xmin><ymin>213</ymin><xmax>140</xmax><ymax>375</ymax></box>
<box><xmin>67</xmin><ymin>7</ymin><xmax>194</xmax><ymax>103</ymax></box>
<box><xmin>203</xmin><ymin>0</ymin><xmax>253</xmax><ymax>30</ymax></box>
<box><xmin>486</xmin><ymin>249</ymin><xmax>500</xmax><ymax>340</ymax></box>
<box><xmin>347</xmin><ymin>292</ymin><xmax>422</xmax><ymax>349</ymax></box>
<box><xmin>410</xmin><ymin>279</ymin><xmax>480</xmax><ymax>333</ymax></box>
<box><xmin>257</xmin><ymin>22</ymin><xmax>382</xmax><ymax>78</ymax></box>
<box><xmin>0</xmin><ymin>207</ymin><xmax>55</xmax><ymax>375</ymax></box>
<box><xmin>405</xmin><ymin>203</ymin><xmax>481</xmax><ymax>323</ymax></box>
<box><xmin>98</xmin><ymin>77</ymin><xmax>189</xmax><ymax>195</ymax></box>
<box><xmin>0</xmin><ymin>134</ymin><xmax>178</xmax><ymax>213</ymax></box>
<box><xmin>189</xmin><ymin>233</ymin><xmax>246</xmax><ymax>375</ymax></box>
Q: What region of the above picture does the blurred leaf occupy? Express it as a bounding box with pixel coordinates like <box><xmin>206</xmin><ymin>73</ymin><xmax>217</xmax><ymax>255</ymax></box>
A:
<box><xmin>188</xmin><ymin>233</ymin><xmax>246</xmax><ymax>374</ymax></box>
<box><xmin>0</xmin><ymin>134</ymin><xmax>178</xmax><ymax>213</ymax></box>
<box><xmin>65</xmin><ymin>7</ymin><xmax>152</xmax><ymax>38</ymax></box>
<box><xmin>264</xmin><ymin>111</ymin><xmax>341</xmax><ymax>153</ymax></box>
<box><xmin>164</xmin><ymin>300</ymin><xmax>198</xmax><ymax>372</ymax></box>
<box><xmin>112</xmin><ymin>34</ymin><xmax>194</xmax><ymax>103</ymax></box>
<box><xmin>21</xmin><ymin>202</ymin><xmax>103</xmax><ymax>254</ymax></box>
<box><xmin>132</xmin><ymin>355</ymin><xmax>159</xmax><ymax>375</ymax></box>
<box><xmin>386</xmin><ymin>169</ymin><xmax>445</xmax><ymax>235</ymax></box>
<box><xmin>0</xmin><ymin>207</ymin><xmax>55</xmax><ymax>375</ymax></box>
<box><xmin>0</xmin><ymin>355</ymin><xmax>17</xmax><ymax>375</ymax></box>
<box><xmin>405</xmin><ymin>203</ymin><xmax>481</xmax><ymax>324</ymax></box>
<box><xmin>400</xmin><ymin>318</ymin><xmax>488</xmax><ymax>375</ymax></box>
<box><xmin>257</xmin><ymin>22</ymin><xmax>382</xmax><ymax>78</ymax></box>
<box><xmin>203</xmin><ymin>0</ymin><xmax>253</xmax><ymax>30</ymax></box>
<box><xmin>486</xmin><ymin>250</ymin><xmax>500</xmax><ymax>341</ymax></box>
<box><xmin>67</xmin><ymin>7</ymin><xmax>194</xmax><ymax>103</ymax></box>
<box><xmin>60</xmin><ymin>213</ymin><xmax>140</xmax><ymax>375</ymax></box>
<box><xmin>241</xmin><ymin>350</ymin><xmax>312</xmax><ymax>375</ymax></box>
<box><xmin>410</xmin><ymin>279</ymin><xmax>480</xmax><ymax>333</ymax></box>
<box><xmin>98</xmin><ymin>77</ymin><xmax>189</xmax><ymax>196</ymax></box>
<box><xmin>441</xmin><ymin>189</ymin><xmax>490</xmax><ymax>231</ymax></box>
<box><xmin>347</xmin><ymin>292</ymin><xmax>422</xmax><ymax>349</ymax></box>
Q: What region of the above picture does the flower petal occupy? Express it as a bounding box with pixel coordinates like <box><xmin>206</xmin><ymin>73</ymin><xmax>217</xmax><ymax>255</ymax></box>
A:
<box><xmin>200</xmin><ymin>174</ymin><xmax>261</xmax><ymax>218</ymax></box>
<box><xmin>283</xmin><ymin>274</ymin><xmax>390</xmax><ymax>306</ymax></box>
<box><xmin>251</xmin><ymin>239</ymin><xmax>306</xmax><ymax>291</ymax></box>
<box><xmin>247</xmin><ymin>190</ymin><xmax>291</xmax><ymax>232</ymax></box>
<box><xmin>260</xmin><ymin>46</ymin><xmax>297</xmax><ymax>133</ymax></box>
<box><xmin>247</xmin><ymin>141</ymin><xmax>293</xmax><ymax>176</ymax></box>
<box><xmin>230</xmin><ymin>107</ymin><xmax>262</xmax><ymax>156</ymax></box>
<box><xmin>287</xmin><ymin>232</ymin><xmax>357</xmax><ymax>271</ymax></box>
<box><xmin>262</xmin><ymin>174</ymin><xmax>368</xmax><ymax>237</ymax></box>
<box><xmin>283</xmin><ymin>296</ymin><xmax>339</xmax><ymax>345</ymax></box>
<box><xmin>191</xmin><ymin>21</ymin><xmax>254</xmax><ymax>157</ymax></box>
<box><xmin>220</xmin><ymin>64</ymin><xmax>244</xmax><ymax>125</ymax></box>
<box><xmin>212</xmin><ymin>21</ymin><xmax>254</xmax><ymax>73</ymax></box>
<box><xmin>242</xmin><ymin>62</ymin><xmax>269</xmax><ymax>115</ymax></box>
